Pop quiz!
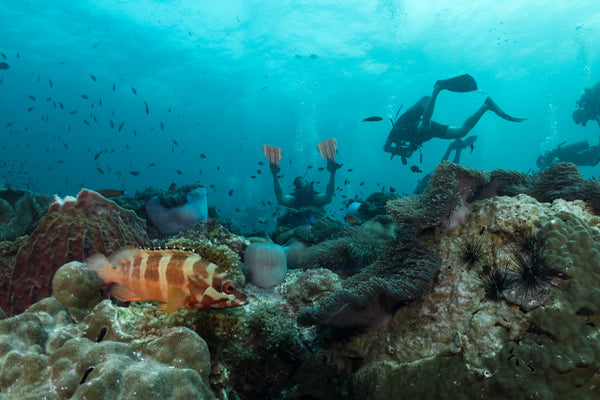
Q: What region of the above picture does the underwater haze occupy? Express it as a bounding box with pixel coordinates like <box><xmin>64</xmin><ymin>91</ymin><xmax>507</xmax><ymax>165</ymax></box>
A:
<box><xmin>1</xmin><ymin>0</ymin><xmax>599</xmax><ymax>231</ymax></box>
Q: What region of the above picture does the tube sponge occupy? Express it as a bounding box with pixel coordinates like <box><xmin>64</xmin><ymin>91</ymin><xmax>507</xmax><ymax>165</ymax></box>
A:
<box><xmin>244</xmin><ymin>243</ymin><xmax>287</xmax><ymax>288</ymax></box>
<box><xmin>145</xmin><ymin>187</ymin><xmax>208</xmax><ymax>234</ymax></box>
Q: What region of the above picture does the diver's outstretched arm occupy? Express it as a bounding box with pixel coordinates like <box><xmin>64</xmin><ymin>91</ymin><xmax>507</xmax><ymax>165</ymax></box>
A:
<box><xmin>271</xmin><ymin>164</ymin><xmax>293</xmax><ymax>207</ymax></box>
<box><xmin>314</xmin><ymin>160</ymin><xmax>340</xmax><ymax>206</ymax></box>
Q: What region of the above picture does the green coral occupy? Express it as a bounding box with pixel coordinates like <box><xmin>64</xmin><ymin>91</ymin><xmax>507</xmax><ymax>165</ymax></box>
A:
<box><xmin>0</xmin><ymin>192</ymin><xmax>51</xmax><ymax>242</ymax></box>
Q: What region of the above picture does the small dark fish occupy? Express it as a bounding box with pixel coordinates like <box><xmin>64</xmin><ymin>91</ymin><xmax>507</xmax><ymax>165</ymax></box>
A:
<box><xmin>99</xmin><ymin>98</ymin><xmax>102</xmax><ymax>106</ymax></box>
<box><xmin>57</xmin><ymin>160</ymin><xmax>64</xmax><ymax>164</ymax></box>
<box><xmin>256</xmin><ymin>169</ymin><xmax>262</xmax><ymax>175</ymax></box>
<box><xmin>112</xmin><ymin>82</ymin><xmax>116</xmax><ymax>92</ymax></box>
<box><xmin>94</xmin><ymin>151</ymin><xmax>102</xmax><ymax>160</ymax></box>
<box><xmin>81</xmin><ymin>94</ymin><xmax>88</xmax><ymax>99</ymax></box>
<box><xmin>258</xmin><ymin>161</ymin><xmax>264</xmax><ymax>165</ymax></box>
<box><xmin>250</xmin><ymin>175</ymin><xmax>257</xmax><ymax>179</ymax></box>
<box><xmin>27</xmin><ymin>107</ymin><xmax>34</xmax><ymax>112</ymax></box>
<box><xmin>59</xmin><ymin>102</ymin><xmax>64</xmax><ymax>109</ymax></box>
<box><xmin>129</xmin><ymin>170</ymin><xmax>140</xmax><ymax>176</ymax></box>
<box><xmin>210</xmin><ymin>184</ymin><xmax>215</xmax><ymax>188</ymax></box>
<box><xmin>200</xmin><ymin>153</ymin><xmax>207</xmax><ymax>158</ymax></box>
<box><xmin>362</xmin><ymin>116</ymin><xmax>383</xmax><ymax>122</ymax></box>
<box><xmin>147</xmin><ymin>163</ymin><xmax>156</xmax><ymax>168</ymax></box>
<box><xmin>28</xmin><ymin>95</ymin><xmax>36</xmax><ymax>101</ymax></box>
<box><xmin>318</xmin><ymin>167</ymin><xmax>324</xmax><ymax>171</ymax></box>
<box><xmin>228</xmin><ymin>189</ymin><xmax>234</xmax><ymax>196</ymax></box>
<box><xmin>295</xmin><ymin>54</ymin><xmax>302</xmax><ymax>59</ymax></box>
<box><xmin>90</xmin><ymin>74</ymin><xmax>97</xmax><ymax>82</ymax></box>
<box><xmin>410</xmin><ymin>166</ymin><xmax>422</xmax><ymax>173</ymax></box>
<box><xmin>118</xmin><ymin>121</ymin><xmax>125</xmax><ymax>131</ymax></box>
<box><xmin>48</xmin><ymin>79</ymin><xmax>53</xmax><ymax>88</ymax></box>
<box><xmin>0</xmin><ymin>62</ymin><xmax>9</xmax><ymax>70</ymax></box>
<box><xmin>83</xmin><ymin>120</ymin><xmax>90</xmax><ymax>125</ymax></box>
<box><xmin>390</xmin><ymin>186</ymin><xmax>397</xmax><ymax>193</ymax></box>
<box><xmin>46</xmin><ymin>97</ymin><xmax>52</xmax><ymax>102</ymax></box>
<box><xmin>309</xmin><ymin>54</ymin><xmax>318</xmax><ymax>59</ymax></box>
<box><xmin>168</xmin><ymin>107</ymin><xmax>172</xmax><ymax>113</ymax></box>
<box><xmin>360</xmin><ymin>182</ymin><xmax>364</xmax><ymax>186</ymax></box>
<box><xmin>176</xmin><ymin>170</ymin><xmax>183</xmax><ymax>175</ymax></box>
<box><xmin>109</xmin><ymin>120</ymin><xmax>115</xmax><ymax>128</ymax></box>
<box><xmin>347</xmin><ymin>168</ymin><xmax>353</xmax><ymax>172</ymax></box>
<box><xmin>160</xmin><ymin>121</ymin><xmax>164</xmax><ymax>130</ymax></box>
<box><xmin>97</xmin><ymin>167</ymin><xmax>105</xmax><ymax>175</ymax></box>
<box><xmin>235</xmin><ymin>208</ymin><xmax>241</xmax><ymax>212</ymax></box>
<box><xmin>173</xmin><ymin>140</ymin><xmax>178</xmax><ymax>145</ymax></box>
<box><xmin>144</xmin><ymin>101</ymin><xmax>149</xmax><ymax>114</ymax></box>
<box><xmin>131</xmin><ymin>86</ymin><xmax>137</xmax><ymax>95</ymax></box>
<box><xmin>63</xmin><ymin>142</ymin><xmax>69</xmax><ymax>149</ymax></box>
<box><xmin>0</xmin><ymin>53</ymin><xmax>5</xmax><ymax>59</ymax></box>
<box><xmin>307</xmin><ymin>165</ymin><xmax>313</xmax><ymax>169</ymax></box>
<box><xmin>217</xmin><ymin>166</ymin><xmax>221</xmax><ymax>171</ymax></box>
<box><xmin>96</xmin><ymin>189</ymin><xmax>124</xmax><ymax>198</ymax></box>
<box><xmin>344</xmin><ymin>215</ymin><xmax>361</xmax><ymax>225</ymax></box>
<box><xmin>69</xmin><ymin>110</ymin><xmax>78</xmax><ymax>115</ymax></box>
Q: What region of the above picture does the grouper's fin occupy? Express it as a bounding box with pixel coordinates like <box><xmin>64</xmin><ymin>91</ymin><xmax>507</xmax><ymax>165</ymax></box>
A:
<box><xmin>110</xmin><ymin>284</ymin><xmax>143</xmax><ymax>302</ymax></box>
<box><xmin>436</xmin><ymin>74</ymin><xmax>477</xmax><ymax>92</ymax></box>
<box><xmin>166</xmin><ymin>286</ymin><xmax>189</xmax><ymax>314</ymax></box>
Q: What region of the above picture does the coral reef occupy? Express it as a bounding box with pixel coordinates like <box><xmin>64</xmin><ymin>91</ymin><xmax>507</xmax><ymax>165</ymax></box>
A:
<box><xmin>297</xmin><ymin>237</ymin><xmax>441</xmax><ymax>333</ymax></box>
<box><xmin>0</xmin><ymin>189</ymin><xmax>151</xmax><ymax>316</ymax></box>
<box><xmin>145</xmin><ymin>186</ymin><xmax>209</xmax><ymax>234</ymax></box>
<box><xmin>386</xmin><ymin>162</ymin><xmax>486</xmax><ymax>233</ymax></box>
<box><xmin>297</xmin><ymin>226</ymin><xmax>386</xmax><ymax>272</ymax></box>
<box><xmin>272</xmin><ymin>214</ymin><xmax>343</xmax><ymax>245</ymax></box>
<box><xmin>0</xmin><ymin>188</ymin><xmax>51</xmax><ymax>242</ymax></box>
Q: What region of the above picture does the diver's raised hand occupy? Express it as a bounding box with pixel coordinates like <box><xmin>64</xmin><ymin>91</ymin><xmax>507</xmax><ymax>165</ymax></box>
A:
<box><xmin>327</xmin><ymin>159</ymin><xmax>342</xmax><ymax>173</ymax></box>
<box><xmin>270</xmin><ymin>163</ymin><xmax>280</xmax><ymax>175</ymax></box>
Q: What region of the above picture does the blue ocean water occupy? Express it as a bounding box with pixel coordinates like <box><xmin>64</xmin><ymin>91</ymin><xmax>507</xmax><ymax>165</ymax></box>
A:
<box><xmin>1</xmin><ymin>0</ymin><xmax>599</xmax><ymax>231</ymax></box>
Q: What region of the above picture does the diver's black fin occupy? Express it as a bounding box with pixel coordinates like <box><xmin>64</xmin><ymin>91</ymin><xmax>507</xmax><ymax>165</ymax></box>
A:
<box><xmin>436</xmin><ymin>74</ymin><xmax>477</xmax><ymax>92</ymax></box>
<box><xmin>485</xmin><ymin>97</ymin><xmax>526</xmax><ymax>122</ymax></box>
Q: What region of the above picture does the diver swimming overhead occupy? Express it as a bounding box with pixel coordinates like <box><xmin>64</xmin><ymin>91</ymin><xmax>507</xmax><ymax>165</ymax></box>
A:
<box><xmin>383</xmin><ymin>74</ymin><xmax>526</xmax><ymax>165</ymax></box>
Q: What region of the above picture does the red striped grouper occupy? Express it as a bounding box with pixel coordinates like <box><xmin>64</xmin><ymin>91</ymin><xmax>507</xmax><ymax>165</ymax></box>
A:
<box><xmin>85</xmin><ymin>247</ymin><xmax>248</xmax><ymax>313</ymax></box>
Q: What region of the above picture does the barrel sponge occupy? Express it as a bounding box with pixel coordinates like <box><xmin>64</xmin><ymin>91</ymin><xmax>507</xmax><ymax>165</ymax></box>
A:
<box><xmin>297</xmin><ymin>237</ymin><xmax>440</xmax><ymax>332</ymax></box>
<box><xmin>52</xmin><ymin>261</ymin><xmax>103</xmax><ymax>311</ymax></box>
<box><xmin>244</xmin><ymin>243</ymin><xmax>287</xmax><ymax>288</ymax></box>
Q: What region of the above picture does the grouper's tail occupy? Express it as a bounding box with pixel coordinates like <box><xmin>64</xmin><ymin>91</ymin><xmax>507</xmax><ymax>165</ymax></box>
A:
<box><xmin>84</xmin><ymin>253</ymin><xmax>112</xmax><ymax>283</ymax></box>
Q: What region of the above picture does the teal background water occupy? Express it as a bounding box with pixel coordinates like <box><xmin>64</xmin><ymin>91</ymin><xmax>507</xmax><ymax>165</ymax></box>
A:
<box><xmin>1</xmin><ymin>0</ymin><xmax>599</xmax><ymax>230</ymax></box>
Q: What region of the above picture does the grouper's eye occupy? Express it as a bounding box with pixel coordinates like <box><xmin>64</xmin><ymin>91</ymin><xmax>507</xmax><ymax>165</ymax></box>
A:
<box><xmin>222</xmin><ymin>281</ymin><xmax>237</xmax><ymax>294</ymax></box>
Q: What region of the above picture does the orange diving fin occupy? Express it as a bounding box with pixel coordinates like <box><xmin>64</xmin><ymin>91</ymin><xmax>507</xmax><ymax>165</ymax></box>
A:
<box><xmin>317</xmin><ymin>138</ymin><xmax>337</xmax><ymax>161</ymax></box>
<box><xmin>262</xmin><ymin>145</ymin><xmax>282</xmax><ymax>165</ymax></box>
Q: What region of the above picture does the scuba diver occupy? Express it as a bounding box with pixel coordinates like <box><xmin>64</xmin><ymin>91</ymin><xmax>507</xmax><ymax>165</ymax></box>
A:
<box><xmin>573</xmin><ymin>81</ymin><xmax>600</xmax><ymax>127</ymax></box>
<box><xmin>440</xmin><ymin>135</ymin><xmax>478</xmax><ymax>164</ymax></box>
<box><xmin>383</xmin><ymin>74</ymin><xmax>526</xmax><ymax>164</ymax></box>
<box><xmin>536</xmin><ymin>139</ymin><xmax>600</xmax><ymax>169</ymax></box>
<box><xmin>263</xmin><ymin>138</ymin><xmax>341</xmax><ymax>209</ymax></box>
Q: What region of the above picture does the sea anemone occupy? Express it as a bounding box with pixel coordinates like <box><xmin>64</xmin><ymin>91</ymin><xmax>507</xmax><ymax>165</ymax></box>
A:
<box><xmin>456</xmin><ymin>237</ymin><xmax>484</xmax><ymax>269</ymax></box>
<box><xmin>244</xmin><ymin>243</ymin><xmax>287</xmax><ymax>288</ymax></box>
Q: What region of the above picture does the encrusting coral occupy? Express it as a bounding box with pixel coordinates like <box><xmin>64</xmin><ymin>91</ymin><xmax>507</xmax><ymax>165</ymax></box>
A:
<box><xmin>0</xmin><ymin>189</ymin><xmax>151</xmax><ymax>316</ymax></box>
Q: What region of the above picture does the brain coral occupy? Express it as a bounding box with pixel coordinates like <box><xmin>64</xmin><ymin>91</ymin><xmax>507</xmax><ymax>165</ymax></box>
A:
<box><xmin>0</xmin><ymin>189</ymin><xmax>151</xmax><ymax>316</ymax></box>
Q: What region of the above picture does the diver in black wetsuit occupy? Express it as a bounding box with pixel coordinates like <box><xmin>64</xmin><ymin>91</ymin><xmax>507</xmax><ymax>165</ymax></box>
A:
<box><xmin>573</xmin><ymin>81</ymin><xmax>600</xmax><ymax>127</ymax></box>
<box><xmin>383</xmin><ymin>74</ymin><xmax>526</xmax><ymax>164</ymax></box>
<box><xmin>536</xmin><ymin>140</ymin><xmax>600</xmax><ymax>169</ymax></box>
<box><xmin>270</xmin><ymin>159</ymin><xmax>340</xmax><ymax>209</ymax></box>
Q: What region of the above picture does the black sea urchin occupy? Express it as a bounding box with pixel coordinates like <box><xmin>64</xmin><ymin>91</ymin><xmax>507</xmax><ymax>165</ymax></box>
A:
<box><xmin>507</xmin><ymin>245</ymin><xmax>560</xmax><ymax>300</ymax></box>
<box><xmin>457</xmin><ymin>237</ymin><xmax>484</xmax><ymax>269</ymax></box>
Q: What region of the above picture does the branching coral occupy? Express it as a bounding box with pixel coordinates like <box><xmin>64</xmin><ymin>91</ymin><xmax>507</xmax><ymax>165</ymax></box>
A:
<box><xmin>297</xmin><ymin>237</ymin><xmax>440</xmax><ymax>333</ymax></box>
